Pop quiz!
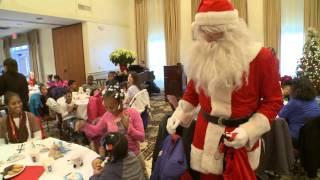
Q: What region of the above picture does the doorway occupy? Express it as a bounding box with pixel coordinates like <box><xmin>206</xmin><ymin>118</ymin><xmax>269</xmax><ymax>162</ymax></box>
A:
<box><xmin>52</xmin><ymin>23</ymin><xmax>86</xmax><ymax>85</ymax></box>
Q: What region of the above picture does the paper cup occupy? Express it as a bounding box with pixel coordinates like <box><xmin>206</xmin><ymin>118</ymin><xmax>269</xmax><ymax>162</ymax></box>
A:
<box><xmin>29</xmin><ymin>148</ymin><xmax>40</xmax><ymax>163</ymax></box>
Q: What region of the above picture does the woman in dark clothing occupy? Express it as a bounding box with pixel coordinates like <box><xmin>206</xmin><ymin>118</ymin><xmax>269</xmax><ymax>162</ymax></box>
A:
<box><xmin>0</xmin><ymin>58</ymin><xmax>29</xmax><ymax>111</ymax></box>
<box><xmin>278</xmin><ymin>78</ymin><xmax>320</xmax><ymax>147</ymax></box>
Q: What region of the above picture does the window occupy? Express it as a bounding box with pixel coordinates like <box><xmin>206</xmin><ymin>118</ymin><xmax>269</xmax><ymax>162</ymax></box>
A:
<box><xmin>10</xmin><ymin>45</ymin><xmax>30</xmax><ymax>76</ymax></box>
<box><xmin>280</xmin><ymin>0</ymin><xmax>304</xmax><ymax>77</ymax></box>
<box><xmin>147</xmin><ymin>0</ymin><xmax>166</xmax><ymax>89</ymax></box>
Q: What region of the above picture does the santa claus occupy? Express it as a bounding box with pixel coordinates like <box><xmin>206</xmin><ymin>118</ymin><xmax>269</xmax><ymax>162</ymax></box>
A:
<box><xmin>166</xmin><ymin>0</ymin><xmax>283</xmax><ymax>179</ymax></box>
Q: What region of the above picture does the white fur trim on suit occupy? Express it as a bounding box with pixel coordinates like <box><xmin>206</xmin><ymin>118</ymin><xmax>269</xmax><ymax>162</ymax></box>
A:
<box><xmin>190</xmin><ymin>145</ymin><xmax>205</xmax><ymax>173</ymax></box>
<box><xmin>176</xmin><ymin>100</ymin><xmax>196</xmax><ymax>127</ymax></box>
<box><xmin>167</xmin><ymin>100</ymin><xmax>195</xmax><ymax>131</ymax></box>
<box><xmin>202</xmin><ymin>123</ymin><xmax>225</xmax><ymax>174</ymax></box>
<box><xmin>247</xmin><ymin>139</ymin><xmax>261</xmax><ymax>170</ymax></box>
<box><xmin>190</xmin><ymin>129</ymin><xmax>261</xmax><ymax>174</ymax></box>
<box><xmin>240</xmin><ymin>113</ymin><xmax>271</xmax><ymax>148</ymax></box>
<box><xmin>210</xmin><ymin>85</ymin><xmax>233</xmax><ymax>118</ymax></box>
<box><xmin>195</xmin><ymin>10</ymin><xmax>239</xmax><ymax>26</ymax></box>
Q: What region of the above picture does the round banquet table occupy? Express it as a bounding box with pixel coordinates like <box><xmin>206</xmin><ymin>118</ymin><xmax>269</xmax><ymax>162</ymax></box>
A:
<box><xmin>0</xmin><ymin>137</ymin><xmax>98</xmax><ymax>180</ymax></box>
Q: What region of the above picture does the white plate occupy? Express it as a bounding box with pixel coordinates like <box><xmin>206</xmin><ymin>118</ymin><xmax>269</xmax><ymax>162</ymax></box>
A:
<box><xmin>3</xmin><ymin>164</ymin><xmax>25</xmax><ymax>179</ymax></box>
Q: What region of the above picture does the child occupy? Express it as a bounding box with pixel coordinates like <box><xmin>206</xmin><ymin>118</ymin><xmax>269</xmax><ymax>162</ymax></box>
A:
<box><xmin>47</xmin><ymin>74</ymin><xmax>55</xmax><ymax>88</ymax></box>
<box><xmin>105</xmin><ymin>71</ymin><xmax>117</xmax><ymax>88</ymax></box>
<box><xmin>87</xmin><ymin>89</ymin><xmax>106</xmax><ymax>124</ymax></box>
<box><xmin>28</xmin><ymin>72</ymin><xmax>37</xmax><ymax>87</ymax></box>
<box><xmin>57</xmin><ymin>90</ymin><xmax>78</xmax><ymax>121</ymax></box>
<box><xmin>124</xmin><ymin>73</ymin><xmax>140</xmax><ymax>105</ymax></box>
<box><xmin>90</xmin><ymin>132</ymin><xmax>145</xmax><ymax>180</ymax></box>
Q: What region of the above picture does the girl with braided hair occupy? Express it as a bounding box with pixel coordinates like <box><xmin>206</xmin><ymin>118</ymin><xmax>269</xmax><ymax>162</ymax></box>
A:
<box><xmin>90</xmin><ymin>132</ymin><xmax>145</xmax><ymax>180</ymax></box>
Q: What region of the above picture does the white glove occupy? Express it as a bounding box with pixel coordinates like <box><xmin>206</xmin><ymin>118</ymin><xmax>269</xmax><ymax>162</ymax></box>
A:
<box><xmin>224</xmin><ymin>127</ymin><xmax>249</xmax><ymax>149</ymax></box>
<box><xmin>166</xmin><ymin>117</ymin><xmax>180</xmax><ymax>134</ymax></box>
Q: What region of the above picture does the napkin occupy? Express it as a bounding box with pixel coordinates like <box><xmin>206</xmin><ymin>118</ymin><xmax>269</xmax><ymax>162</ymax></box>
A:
<box><xmin>12</xmin><ymin>166</ymin><xmax>44</xmax><ymax>180</ymax></box>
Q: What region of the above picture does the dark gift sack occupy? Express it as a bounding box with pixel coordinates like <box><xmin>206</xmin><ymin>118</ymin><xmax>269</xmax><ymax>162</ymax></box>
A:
<box><xmin>151</xmin><ymin>134</ymin><xmax>188</xmax><ymax>180</ymax></box>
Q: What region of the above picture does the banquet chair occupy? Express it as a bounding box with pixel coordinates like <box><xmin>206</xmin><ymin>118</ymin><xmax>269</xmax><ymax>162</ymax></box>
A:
<box><xmin>46</xmin><ymin>98</ymin><xmax>71</xmax><ymax>140</ymax></box>
<box><xmin>129</xmin><ymin>89</ymin><xmax>151</xmax><ymax>129</ymax></box>
<box><xmin>298</xmin><ymin>116</ymin><xmax>320</xmax><ymax>178</ymax></box>
<box><xmin>256</xmin><ymin>118</ymin><xmax>295</xmax><ymax>179</ymax></box>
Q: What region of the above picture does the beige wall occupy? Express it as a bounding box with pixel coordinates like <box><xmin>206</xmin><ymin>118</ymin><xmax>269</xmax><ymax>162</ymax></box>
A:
<box><xmin>247</xmin><ymin>0</ymin><xmax>264</xmax><ymax>44</ymax></box>
<box><xmin>129</xmin><ymin>0</ymin><xmax>137</xmax><ymax>59</ymax></box>
<box><xmin>0</xmin><ymin>0</ymin><xmax>130</xmax><ymax>26</ymax></box>
<box><xmin>39</xmin><ymin>28</ymin><xmax>56</xmax><ymax>79</ymax></box>
<box><xmin>180</xmin><ymin>0</ymin><xmax>193</xmax><ymax>62</ymax></box>
<box><xmin>82</xmin><ymin>22</ymin><xmax>131</xmax><ymax>78</ymax></box>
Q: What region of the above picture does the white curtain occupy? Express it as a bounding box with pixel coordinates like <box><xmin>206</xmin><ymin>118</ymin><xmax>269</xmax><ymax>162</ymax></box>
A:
<box><xmin>27</xmin><ymin>30</ymin><xmax>43</xmax><ymax>83</ymax></box>
<box><xmin>147</xmin><ymin>0</ymin><xmax>166</xmax><ymax>89</ymax></box>
<box><xmin>280</xmin><ymin>0</ymin><xmax>304</xmax><ymax>76</ymax></box>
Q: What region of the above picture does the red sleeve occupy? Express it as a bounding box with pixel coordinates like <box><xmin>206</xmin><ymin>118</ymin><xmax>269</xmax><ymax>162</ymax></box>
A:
<box><xmin>182</xmin><ymin>80</ymin><xmax>199</xmax><ymax>107</ymax></box>
<box><xmin>257</xmin><ymin>48</ymin><xmax>283</xmax><ymax>123</ymax></box>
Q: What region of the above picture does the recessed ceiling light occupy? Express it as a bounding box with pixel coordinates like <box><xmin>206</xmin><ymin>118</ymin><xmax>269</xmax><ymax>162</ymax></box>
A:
<box><xmin>36</xmin><ymin>17</ymin><xmax>43</xmax><ymax>20</ymax></box>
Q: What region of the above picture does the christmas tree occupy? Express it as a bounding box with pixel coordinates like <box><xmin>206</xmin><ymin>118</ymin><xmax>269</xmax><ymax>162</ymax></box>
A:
<box><xmin>296</xmin><ymin>28</ymin><xmax>320</xmax><ymax>93</ymax></box>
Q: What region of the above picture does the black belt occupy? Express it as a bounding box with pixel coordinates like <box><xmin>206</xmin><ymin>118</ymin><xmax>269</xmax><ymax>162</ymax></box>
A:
<box><xmin>201</xmin><ymin>110</ymin><xmax>250</xmax><ymax>127</ymax></box>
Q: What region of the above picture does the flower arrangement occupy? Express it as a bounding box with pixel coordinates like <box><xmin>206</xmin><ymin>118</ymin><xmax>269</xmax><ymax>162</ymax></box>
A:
<box><xmin>109</xmin><ymin>48</ymin><xmax>136</xmax><ymax>66</ymax></box>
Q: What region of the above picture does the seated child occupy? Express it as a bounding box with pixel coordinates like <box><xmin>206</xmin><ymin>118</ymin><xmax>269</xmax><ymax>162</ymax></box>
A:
<box><xmin>90</xmin><ymin>132</ymin><xmax>145</xmax><ymax>180</ymax></box>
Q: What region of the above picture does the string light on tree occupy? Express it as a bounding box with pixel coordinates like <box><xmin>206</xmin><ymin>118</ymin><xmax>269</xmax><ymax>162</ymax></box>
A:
<box><xmin>297</xmin><ymin>28</ymin><xmax>320</xmax><ymax>93</ymax></box>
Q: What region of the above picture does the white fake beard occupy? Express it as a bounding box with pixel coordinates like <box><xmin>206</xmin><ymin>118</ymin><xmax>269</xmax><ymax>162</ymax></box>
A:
<box><xmin>183</xmin><ymin>21</ymin><xmax>253</xmax><ymax>96</ymax></box>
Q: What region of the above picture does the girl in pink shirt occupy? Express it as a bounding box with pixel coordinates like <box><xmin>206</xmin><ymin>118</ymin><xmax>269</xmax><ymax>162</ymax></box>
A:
<box><xmin>75</xmin><ymin>85</ymin><xmax>146</xmax><ymax>172</ymax></box>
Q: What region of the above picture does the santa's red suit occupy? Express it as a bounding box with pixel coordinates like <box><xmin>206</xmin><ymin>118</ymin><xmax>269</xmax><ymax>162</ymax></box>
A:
<box><xmin>166</xmin><ymin>0</ymin><xmax>283</xmax><ymax>179</ymax></box>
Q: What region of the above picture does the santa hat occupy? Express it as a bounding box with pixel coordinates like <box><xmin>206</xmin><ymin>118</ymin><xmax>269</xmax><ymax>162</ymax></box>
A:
<box><xmin>194</xmin><ymin>0</ymin><xmax>239</xmax><ymax>26</ymax></box>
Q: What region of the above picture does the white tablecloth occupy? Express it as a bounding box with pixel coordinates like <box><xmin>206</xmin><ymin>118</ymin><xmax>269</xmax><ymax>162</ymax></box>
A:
<box><xmin>73</xmin><ymin>93</ymin><xmax>89</xmax><ymax>120</ymax></box>
<box><xmin>28</xmin><ymin>85</ymin><xmax>40</xmax><ymax>99</ymax></box>
<box><xmin>0</xmin><ymin>137</ymin><xmax>98</xmax><ymax>180</ymax></box>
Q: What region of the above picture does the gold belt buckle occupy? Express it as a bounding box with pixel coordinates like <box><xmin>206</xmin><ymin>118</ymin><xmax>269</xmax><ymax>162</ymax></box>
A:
<box><xmin>217</xmin><ymin>117</ymin><xmax>224</xmax><ymax>126</ymax></box>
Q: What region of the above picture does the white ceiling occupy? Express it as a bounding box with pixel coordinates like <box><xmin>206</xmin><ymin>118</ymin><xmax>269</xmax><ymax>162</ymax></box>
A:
<box><xmin>0</xmin><ymin>9</ymin><xmax>80</xmax><ymax>38</ymax></box>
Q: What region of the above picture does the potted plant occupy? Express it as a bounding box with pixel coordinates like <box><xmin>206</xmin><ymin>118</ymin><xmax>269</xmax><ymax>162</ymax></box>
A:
<box><xmin>109</xmin><ymin>48</ymin><xmax>136</xmax><ymax>72</ymax></box>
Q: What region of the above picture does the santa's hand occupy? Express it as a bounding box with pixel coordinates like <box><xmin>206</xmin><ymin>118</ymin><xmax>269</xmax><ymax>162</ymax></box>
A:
<box><xmin>224</xmin><ymin>127</ymin><xmax>249</xmax><ymax>149</ymax></box>
<box><xmin>166</xmin><ymin>117</ymin><xmax>180</xmax><ymax>134</ymax></box>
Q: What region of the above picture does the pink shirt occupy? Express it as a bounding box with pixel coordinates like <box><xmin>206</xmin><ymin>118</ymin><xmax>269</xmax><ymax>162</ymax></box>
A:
<box><xmin>47</xmin><ymin>81</ymin><xmax>55</xmax><ymax>88</ymax></box>
<box><xmin>87</xmin><ymin>95</ymin><xmax>106</xmax><ymax>123</ymax></box>
<box><xmin>54</xmin><ymin>80</ymin><xmax>68</xmax><ymax>87</ymax></box>
<box><xmin>82</xmin><ymin>108</ymin><xmax>145</xmax><ymax>155</ymax></box>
